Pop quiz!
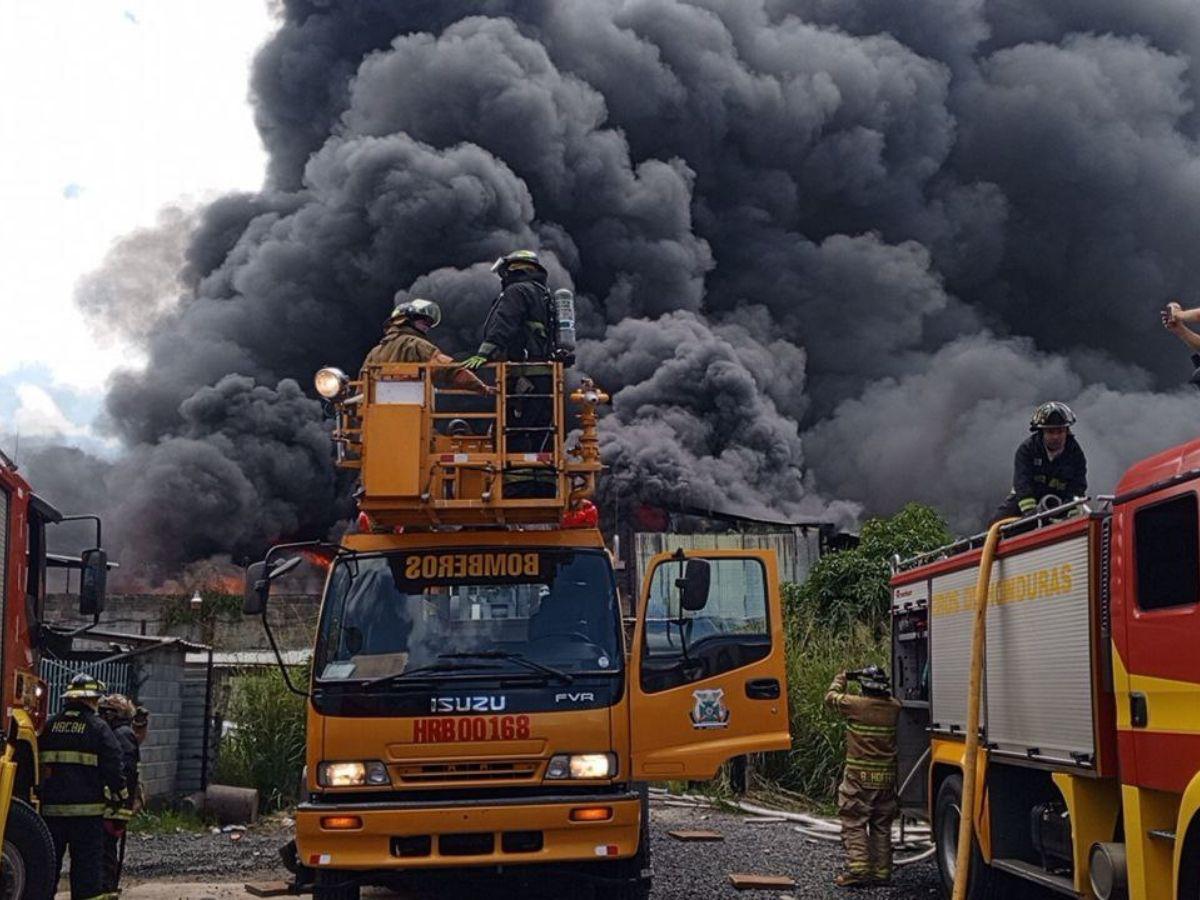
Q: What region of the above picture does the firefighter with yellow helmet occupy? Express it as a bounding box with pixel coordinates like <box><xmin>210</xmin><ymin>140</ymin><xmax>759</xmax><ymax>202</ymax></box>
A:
<box><xmin>39</xmin><ymin>673</ymin><xmax>127</xmax><ymax>900</ymax></box>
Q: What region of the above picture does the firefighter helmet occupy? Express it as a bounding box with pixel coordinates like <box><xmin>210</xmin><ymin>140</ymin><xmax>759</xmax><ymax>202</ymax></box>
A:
<box><xmin>1029</xmin><ymin>401</ymin><xmax>1076</xmax><ymax>432</ymax></box>
<box><xmin>389</xmin><ymin>296</ymin><xmax>441</xmax><ymax>328</ymax></box>
<box><xmin>100</xmin><ymin>693</ymin><xmax>136</xmax><ymax>720</ymax></box>
<box><xmin>63</xmin><ymin>673</ymin><xmax>106</xmax><ymax>700</ymax></box>
<box><xmin>854</xmin><ymin>665</ymin><xmax>891</xmax><ymax>696</ymax></box>
<box><xmin>490</xmin><ymin>249</ymin><xmax>546</xmax><ymax>277</ymax></box>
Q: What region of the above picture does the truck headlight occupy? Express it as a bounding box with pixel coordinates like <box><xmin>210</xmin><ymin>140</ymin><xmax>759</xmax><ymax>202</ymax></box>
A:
<box><xmin>317</xmin><ymin>760</ymin><xmax>390</xmax><ymax>787</ymax></box>
<box><xmin>545</xmin><ymin>753</ymin><xmax>616</xmax><ymax>780</ymax></box>
<box><xmin>314</xmin><ymin>367</ymin><xmax>349</xmax><ymax>399</ymax></box>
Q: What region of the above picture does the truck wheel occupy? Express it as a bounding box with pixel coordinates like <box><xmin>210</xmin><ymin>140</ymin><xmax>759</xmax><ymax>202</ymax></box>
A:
<box><xmin>1</xmin><ymin>798</ymin><xmax>57</xmax><ymax>900</ymax></box>
<box><xmin>612</xmin><ymin>839</ymin><xmax>652</xmax><ymax>900</ymax></box>
<box><xmin>934</xmin><ymin>774</ymin><xmax>993</xmax><ymax>900</ymax></box>
<box><xmin>312</xmin><ymin>871</ymin><xmax>360</xmax><ymax>900</ymax></box>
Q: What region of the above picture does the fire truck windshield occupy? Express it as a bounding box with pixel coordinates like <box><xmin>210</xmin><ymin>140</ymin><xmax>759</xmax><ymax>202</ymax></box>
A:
<box><xmin>314</xmin><ymin>549</ymin><xmax>622</xmax><ymax>684</ymax></box>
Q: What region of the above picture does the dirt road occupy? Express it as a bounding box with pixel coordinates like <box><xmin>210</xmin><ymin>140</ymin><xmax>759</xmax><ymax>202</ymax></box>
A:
<box><xmin>76</xmin><ymin>802</ymin><xmax>942</xmax><ymax>899</ymax></box>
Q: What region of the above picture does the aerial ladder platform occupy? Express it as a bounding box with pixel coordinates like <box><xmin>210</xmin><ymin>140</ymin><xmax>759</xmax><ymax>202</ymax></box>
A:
<box><xmin>320</xmin><ymin>361</ymin><xmax>608</xmax><ymax>529</ymax></box>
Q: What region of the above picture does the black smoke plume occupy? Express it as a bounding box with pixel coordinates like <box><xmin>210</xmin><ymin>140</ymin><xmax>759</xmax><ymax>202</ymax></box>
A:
<box><xmin>36</xmin><ymin>0</ymin><xmax>1200</xmax><ymax>576</ymax></box>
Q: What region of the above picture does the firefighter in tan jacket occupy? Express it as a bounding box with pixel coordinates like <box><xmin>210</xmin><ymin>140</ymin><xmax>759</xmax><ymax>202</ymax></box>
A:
<box><xmin>825</xmin><ymin>666</ymin><xmax>902</xmax><ymax>887</ymax></box>
<box><xmin>362</xmin><ymin>297</ymin><xmax>494</xmax><ymax>396</ymax></box>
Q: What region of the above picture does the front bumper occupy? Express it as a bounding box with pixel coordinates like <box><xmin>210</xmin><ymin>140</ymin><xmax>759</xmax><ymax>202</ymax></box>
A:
<box><xmin>296</xmin><ymin>791</ymin><xmax>642</xmax><ymax>871</ymax></box>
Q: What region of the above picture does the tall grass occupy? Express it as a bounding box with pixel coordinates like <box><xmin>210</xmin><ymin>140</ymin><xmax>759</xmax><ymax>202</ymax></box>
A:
<box><xmin>755</xmin><ymin>586</ymin><xmax>890</xmax><ymax>802</ymax></box>
<box><xmin>755</xmin><ymin>503</ymin><xmax>949</xmax><ymax>803</ymax></box>
<box><xmin>215</xmin><ymin>665</ymin><xmax>308</xmax><ymax>812</ymax></box>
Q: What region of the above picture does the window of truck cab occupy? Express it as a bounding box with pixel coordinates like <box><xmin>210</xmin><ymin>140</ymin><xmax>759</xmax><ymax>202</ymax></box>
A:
<box><xmin>641</xmin><ymin>555</ymin><xmax>770</xmax><ymax>692</ymax></box>
<box><xmin>314</xmin><ymin>548</ymin><xmax>623</xmax><ymax>682</ymax></box>
<box><xmin>1133</xmin><ymin>491</ymin><xmax>1200</xmax><ymax>612</ymax></box>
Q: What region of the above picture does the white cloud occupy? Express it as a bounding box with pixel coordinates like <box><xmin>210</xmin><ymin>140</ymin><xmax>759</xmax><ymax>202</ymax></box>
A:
<box><xmin>13</xmin><ymin>384</ymin><xmax>89</xmax><ymax>439</ymax></box>
<box><xmin>0</xmin><ymin>0</ymin><xmax>274</xmax><ymax>392</ymax></box>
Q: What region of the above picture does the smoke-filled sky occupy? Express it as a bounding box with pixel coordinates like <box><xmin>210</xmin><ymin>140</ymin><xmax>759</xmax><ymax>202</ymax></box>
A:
<box><xmin>17</xmin><ymin>0</ymin><xmax>1200</xmax><ymax>578</ymax></box>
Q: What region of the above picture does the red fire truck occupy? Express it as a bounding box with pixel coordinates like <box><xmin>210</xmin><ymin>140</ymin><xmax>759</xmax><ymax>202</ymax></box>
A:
<box><xmin>890</xmin><ymin>437</ymin><xmax>1200</xmax><ymax>899</ymax></box>
<box><xmin>0</xmin><ymin>449</ymin><xmax>109</xmax><ymax>900</ymax></box>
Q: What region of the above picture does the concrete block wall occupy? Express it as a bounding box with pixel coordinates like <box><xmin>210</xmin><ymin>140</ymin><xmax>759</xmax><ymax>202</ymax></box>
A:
<box><xmin>131</xmin><ymin>645</ymin><xmax>185</xmax><ymax>799</ymax></box>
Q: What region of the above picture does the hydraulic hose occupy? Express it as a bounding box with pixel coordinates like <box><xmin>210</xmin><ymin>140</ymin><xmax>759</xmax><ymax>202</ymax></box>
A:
<box><xmin>951</xmin><ymin>518</ymin><xmax>1013</xmax><ymax>900</ymax></box>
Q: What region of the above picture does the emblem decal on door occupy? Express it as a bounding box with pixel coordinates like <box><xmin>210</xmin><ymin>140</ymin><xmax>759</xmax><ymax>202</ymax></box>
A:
<box><xmin>690</xmin><ymin>688</ymin><xmax>730</xmax><ymax>729</ymax></box>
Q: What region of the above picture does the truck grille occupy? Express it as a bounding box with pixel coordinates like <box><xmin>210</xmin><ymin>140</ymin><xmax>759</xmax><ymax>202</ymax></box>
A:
<box><xmin>395</xmin><ymin>760</ymin><xmax>538</xmax><ymax>784</ymax></box>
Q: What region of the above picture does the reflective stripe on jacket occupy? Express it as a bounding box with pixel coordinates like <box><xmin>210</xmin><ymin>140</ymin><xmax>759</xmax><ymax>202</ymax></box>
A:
<box><xmin>39</xmin><ymin>703</ymin><xmax>126</xmax><ymax>817</ymax></box>
<box><xmin>825</xmin><ymin>673</ymin><xmax>901</xmax><ymax>785</ymax></box>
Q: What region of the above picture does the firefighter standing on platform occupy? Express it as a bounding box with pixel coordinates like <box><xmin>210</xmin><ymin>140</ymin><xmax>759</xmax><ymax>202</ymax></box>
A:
<box><xmin>362</xmin><ymin>296</ymin><xmax>494</xmax><ymax>395</ymax></box>
<box><xmin>462</xmin><ymin>250</ymin><xmax>556</xmax><ymax>453</ymax></box>
<box><xmin>98</xmin><ymin>693</ymin><xmax>140</xmax><ymax>894</ymax></box>
<box><xmin>39</xmin><ymin>673</ymin><xmax>127</xmax><ymax>900</ymax></box>
<box><xmin>825</xmin><ymin>666</ymin><xmax>902</xmax><ymax>887</ymax></box>
<box><xmin>993</xmin><ymin>401</ymin><xmax>1087</xmax><ymax>522</ymax></box>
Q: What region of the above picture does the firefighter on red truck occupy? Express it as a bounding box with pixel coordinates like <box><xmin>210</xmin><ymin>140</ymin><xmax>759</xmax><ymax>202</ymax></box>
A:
<box><xmin>993</xmin><ymin>401</ymin><xmax>1087</xmax><ymax>522</ymax></box>
<box><xmin>825</xmin><ymin>665</ymin><xmax>901</xmax><ymax>888</ymax></box>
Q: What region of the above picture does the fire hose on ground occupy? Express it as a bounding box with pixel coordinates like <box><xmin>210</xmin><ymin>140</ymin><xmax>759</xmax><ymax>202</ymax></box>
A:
<box><xmin>648</xmin><ymin>783</ymin><xmax>936</xmax><ymax>866</ymax></box>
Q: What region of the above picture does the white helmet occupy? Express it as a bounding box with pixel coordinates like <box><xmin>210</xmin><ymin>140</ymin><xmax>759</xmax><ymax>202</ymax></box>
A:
<box><xmin>390</xmin><ymin>296</ymin><xmax>441</xmax><ymax>328</ymax></box>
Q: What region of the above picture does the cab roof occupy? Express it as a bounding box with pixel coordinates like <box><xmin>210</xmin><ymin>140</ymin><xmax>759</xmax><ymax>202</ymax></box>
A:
<box><xmin>1114</xmin><ymin>435</ymin><xmax>1200</xmax><ymax>499</ymax></box>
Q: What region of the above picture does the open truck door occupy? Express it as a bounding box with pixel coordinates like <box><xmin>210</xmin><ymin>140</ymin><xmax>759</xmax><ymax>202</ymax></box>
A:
<box><xmin>629</xmin><ymin>549</ymin><xmax>791</xmax><ymax>779</ymax></box>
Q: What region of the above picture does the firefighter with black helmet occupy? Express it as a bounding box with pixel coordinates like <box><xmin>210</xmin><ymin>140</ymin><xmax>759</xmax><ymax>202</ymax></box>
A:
<box><xmin>362</xmin><ymin>295</ymin><xmax>494</xmax><ymax>395</ymax></box>
<box><xmin>825</xmin><ymin>665</ymin><xmax>902</xmax><ymax>887</ymax></box>
<box><xmin>993</xmin><ymin>401</ymin><xmax>1088</xmax><ymax>522</ymax></box>
<box><xmin>40</xmin><ymin>673</ymin><xmax>127</xmax><ymax>900</ymax></box>
<box><xmin>98</xmin><ymin>693</ymin><xmax>140</xmax><ymax>894</ymax></box>
<box><xmin>464</xmin><ymin>251</ymin><xmax>558</xmax><ymax>494</ymax></box>
<box><xmin>462</xmin><ymin>250</ymin><xmax>555</xmax><ymax>371</ymax></box>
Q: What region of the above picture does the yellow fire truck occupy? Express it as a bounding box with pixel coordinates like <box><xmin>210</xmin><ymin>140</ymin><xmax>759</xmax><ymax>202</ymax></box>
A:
<box><xmin>890</xmin><ymin>438</ymin><xmax>1200</xmax><ymax>899</ymax></box>
<box><xmin>245</xmin><ymin>361</ymin><xmax>792</xmax><ymax>899</ymax></box>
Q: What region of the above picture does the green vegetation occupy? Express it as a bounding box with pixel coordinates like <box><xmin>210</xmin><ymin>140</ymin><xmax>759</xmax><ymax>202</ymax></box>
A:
<box><xmin>161</xmin><ymin>590</ymin><xmax>242</xmax><ymax>633</ymax></box>
<box><xmin>128</xmin><ymin>807</ymin><xmax>213</xmax><ymax>834</ymax></box>
<box><xmin>757</xmin><ymin>503</ymin><xmax>950</xmax><ymax>802</ymax></box>
<box><xmin>214</xmin><ymin>664</ymin><xmax>309</xmax><ymax>812</ymax></box>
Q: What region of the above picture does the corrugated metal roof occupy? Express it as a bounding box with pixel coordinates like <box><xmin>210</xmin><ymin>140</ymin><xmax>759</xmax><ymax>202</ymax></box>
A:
<box><xmin>185</xmin><ymin>649</ymin><xmax>311</xmax><ymax>667</ymax></box>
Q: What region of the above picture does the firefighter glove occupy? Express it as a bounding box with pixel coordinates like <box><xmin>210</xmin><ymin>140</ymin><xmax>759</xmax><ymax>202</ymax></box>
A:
<box><xmin>461</xmin><ymin>355</ymin><xmax>489</xmax><ymax>371</ymax></box>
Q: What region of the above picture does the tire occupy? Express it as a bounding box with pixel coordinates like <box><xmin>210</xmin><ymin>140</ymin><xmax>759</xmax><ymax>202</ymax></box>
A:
<box><xmin>611</xmin><ymin>838</ymin><xmax>652</xmax><ymax>900</ymax></box>
<box><xmin>933</xmin><ymin>773</ymin><xmax>993</xmax><ymax>900</ymax></box>
<box><xmin>611</xmin><ymin>787</ymin><xmax>652</xmax><ymax>900</ymax></box>
<box><xmin>1</xmin><ymin>798</ymin><xmax>57</xmax><ymax>900</ymax></box>
<box><xmin>312</xmin><ymin>870</ymin><xmax>360</xmax><ymax>900</ymax></box>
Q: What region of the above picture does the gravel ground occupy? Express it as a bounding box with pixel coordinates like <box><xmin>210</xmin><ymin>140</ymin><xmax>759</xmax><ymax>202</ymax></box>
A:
<box><xmin>103</xmin><ymin>802</ymin><xmax>941</xmax><ymax>899</ymax></box>
<box><xmin>120</xmin><ymin>822</ymin><xmax>292</xmax><ymax>882</ymax></box>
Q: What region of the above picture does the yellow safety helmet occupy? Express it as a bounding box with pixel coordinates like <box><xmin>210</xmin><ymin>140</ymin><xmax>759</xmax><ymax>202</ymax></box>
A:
<box><xmin>63</xmin><ymin>673</ymin><xmax>106</xmax><ymax>700</ymax></box>
<box><xmin>490</xmin><ymin>249</ymin><xmax>546</xmax><ymax>276</ymax></box>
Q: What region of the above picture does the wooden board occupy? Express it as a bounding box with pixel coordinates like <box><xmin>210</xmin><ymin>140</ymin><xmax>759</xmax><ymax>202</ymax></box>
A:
<box><xmin>244</xmin><ymin>882</ymin><xmax>308</xmax><ymax>897</ymax></box>
<box><xmin>728</xmin><ymin>873</ymin><xmax>797</xmax><ymax>891</ymax></box>
<box><xmin>667</xmin><ymin>829</ymin><xmax>725</xmax><ymax>842</ymax></box>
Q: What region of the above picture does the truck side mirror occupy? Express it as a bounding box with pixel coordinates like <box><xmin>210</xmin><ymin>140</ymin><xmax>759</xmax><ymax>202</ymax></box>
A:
<box><xmin>678</xmin><ymin>558</ymin><xmax>711</xmax><ymax>612</ymax></box>
<box><xmin>80</xmin><ymin>548</ymin><xmax>108</xmax><ymax>617</ymax></box>
<box><xmin>244</xmin><ymin>556</ymin><xmax>303</xmax><ymax>615</ymax></box>
<box><xmin>243</xmin><ymin>561</ymin><xmax>269</xmax><ymax>616</ymax></box>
